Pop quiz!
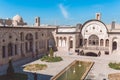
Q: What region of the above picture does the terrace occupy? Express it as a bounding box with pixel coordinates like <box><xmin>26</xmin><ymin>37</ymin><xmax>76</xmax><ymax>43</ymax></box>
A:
<box><xmin>0</xmin><ymin>50</ymin><xmax>120</xmax><ymax>80</ymax></box>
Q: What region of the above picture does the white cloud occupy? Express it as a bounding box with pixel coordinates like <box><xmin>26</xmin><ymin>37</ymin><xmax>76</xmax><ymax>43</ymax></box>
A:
<box><xmin>58</xmin><ymin>3</ymin><xmax>68</xmax><ymax>19</ymax></box>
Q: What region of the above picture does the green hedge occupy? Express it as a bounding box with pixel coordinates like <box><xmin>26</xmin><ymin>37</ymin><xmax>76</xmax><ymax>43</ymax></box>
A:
<box><xmin>41</xmin><ymin>56</ymin><xmax>63</xmax><ymax>62</ymax></box>
<box><xmin>0</xmin><ymin>73</ymin><xmax>28</xmax><ymax>80</ymax></box>
<box><xmin>109</xmin><ymin>62</ymin><xmax>120</xmax><ymax>70</ymax></box>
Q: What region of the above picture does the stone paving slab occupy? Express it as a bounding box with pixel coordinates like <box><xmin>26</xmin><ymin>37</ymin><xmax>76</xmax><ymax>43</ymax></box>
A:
<box><xmin>23</xmin><ymin>56</ymin><xmax>74</xmax><ymax>76</ymax></box>
<box><xmin>1</xmin><ymin>50</ymin><xmax>120</xmax><ymax>80</ymax></box>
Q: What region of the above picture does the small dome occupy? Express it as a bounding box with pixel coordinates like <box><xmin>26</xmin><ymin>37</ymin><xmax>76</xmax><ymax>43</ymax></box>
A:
<box><xmin>13</xmin><ymin>15</ymin><xmax>23</xmax><ymax>22</ymax></box>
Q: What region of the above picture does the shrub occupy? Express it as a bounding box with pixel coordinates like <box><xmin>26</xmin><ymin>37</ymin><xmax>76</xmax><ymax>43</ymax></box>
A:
<box><xmin>41</xmin><ymin>56</ymin><xmax>63</xmax><ymax>62</ymax></box>
<box><xmin>49</xmin><ymin>48</ymin><xmax>54</xmax><ymax>57</ymax></box>
<box><xmin>109</xmin><ymin>62</ymin><xmax>120</xmax><ymax>70</ymax></box>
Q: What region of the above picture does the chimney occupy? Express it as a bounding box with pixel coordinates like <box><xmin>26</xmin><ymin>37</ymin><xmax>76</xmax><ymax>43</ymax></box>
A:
<box><xmin>76</xmin><ymin>24</ymin><xmax>82</xmax><ymax>28</ymax></box>
<box><xmin>96</xmin><ymin>13</ymin><xmax>101</xmax><ymax>20</ymax></box>
<box><xmin>111</xmin><ymin>21</ymin><xmax>115</xmax><ymax>29</ymax></box>
<box><xmin>35</xmin><ymin>17</ymin><xmax>40</xmax><ymax>26</ymax></box>
<box><xmin>76</xmin><ymin>23</ymin><xmax>82</xmax><ymax>31</ymax></box>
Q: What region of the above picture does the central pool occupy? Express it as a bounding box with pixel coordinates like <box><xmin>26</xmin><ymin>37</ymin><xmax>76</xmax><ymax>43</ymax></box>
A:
<box><xmin>51</xmin><ymin>60</ymin><xmax>94</xmax><ymax>80</ymax></box>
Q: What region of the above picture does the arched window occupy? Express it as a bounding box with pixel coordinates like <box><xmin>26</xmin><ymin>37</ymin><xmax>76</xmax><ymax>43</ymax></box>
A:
<box><xmin>112</xmin><ymin>41</ymin><xmax>117</xmax><ymax>50</ymax></box>
<box><xmin>15</xmin><ymin>44</ymin><xmax>17</xmax><ymax>55</ymax></box>
<box><xmin>100</xmin><ymin>39</ymin><xmax>104</xmax><ymax>46</ymax></box>
<box><xmin>80</xmin><ymin>39</ymin><xmax>83</xmax><ymax>46</ymax></box>
<box><xmin>8</xmin><ymin>43</ymin><xmax>13</xmax><ymax>56</ymax></box>
<box><xmin>2</xmin><ymin>46</ymin><xmax>6</xmax><ymax>58</ymax></box>
<box><xmin>39</xmin><ymin>40</ymin><xmax>42</xmax><ymax>49</ymax></box>
<box><xmin>89</xmin><ymin>35</ymin><xmax>99</xmax><ymax>45</ymax></box>
<box><xmin>25</xmin><ymin>42</ymin><xmax>28</xmax><ymax>52</ymax></box>
<box><xmin>84</xmin><ymin>39</ymin><xmax>87</xmax><ymax>45</ymax></box>
<box><xmin>105</xmin><ymin>39</ymin><xmax>109</xmax><ymax>47</ymax></box>
<box><xmin>25</xmin><ymin>33</ymin><xmax>33</xmax><ymax>52</ymax></box>
<box><xmin>63</xmin><ymin>37</ymin><xmax>67</xmax><ymax>40</ymax></box>
<box><xmin>20</xmin><ymin>32</ymin><xmax>24</xmax><ymax>41</ymax></box>
<box><xmin>26</xmin><ymin>33</ymin><xmax>33</xmax><ymax>40</ymax></box>
<box><xmin>69</xmin><ymin>37</ymin><xmax>73</xmax><ymax>48</ymax></box>
<box><xmin>35</xmin><ymin>32</ymin><xmax>38</xmax><ymax>39</ymax></box>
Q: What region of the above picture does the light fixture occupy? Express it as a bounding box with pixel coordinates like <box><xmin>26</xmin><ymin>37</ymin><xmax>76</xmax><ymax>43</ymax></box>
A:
<box><xmin>79</xmin><ymin>64</ymin><xmax>81</xmax><ymax>67</ymax></box>
<box><xmin>79</xmin><ymin>62</ymin><xmax>81</xmax><ymax>67</ymax></box>
<box><xmin>73</xmin><ymin>68</ymin><xmax>75</xmax><ymax>73</ymax></box>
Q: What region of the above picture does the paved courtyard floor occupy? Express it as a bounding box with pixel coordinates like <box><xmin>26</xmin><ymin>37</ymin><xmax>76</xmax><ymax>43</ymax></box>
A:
<box><xmin>0</xmin><ymin>50</ymin><xmax>120</xmax><ymax>80</ymax></box>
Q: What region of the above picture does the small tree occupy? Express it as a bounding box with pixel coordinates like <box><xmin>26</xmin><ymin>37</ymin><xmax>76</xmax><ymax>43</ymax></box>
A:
<box><xmin>7</xmin><ymin>58</ymin><xmax>15</xmax><ymax>76</ymax></box>
<box><xmin>49</xmin><ymin>48</ymin><xmax>54</xmax><ymax>57</ymax></box>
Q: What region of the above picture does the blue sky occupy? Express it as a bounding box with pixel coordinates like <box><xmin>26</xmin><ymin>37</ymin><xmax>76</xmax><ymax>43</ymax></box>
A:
<box><xmin>0</xmin><ymin>0</ymin><xmax>120</xmax><ymax>25</ymax></box>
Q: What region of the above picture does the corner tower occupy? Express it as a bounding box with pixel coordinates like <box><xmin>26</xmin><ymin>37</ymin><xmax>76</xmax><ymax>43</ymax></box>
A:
<box><xmin>35</xmin><ymin>17</ymin><xmax>40</xmax><ymax>26</ymax></box>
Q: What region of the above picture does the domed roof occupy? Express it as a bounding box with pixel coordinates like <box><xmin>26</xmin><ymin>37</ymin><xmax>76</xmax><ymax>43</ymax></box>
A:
<box><xmin>13</xmin><ymin>14</ymin><xmax>23</xmax><ymax>22</ymax></box>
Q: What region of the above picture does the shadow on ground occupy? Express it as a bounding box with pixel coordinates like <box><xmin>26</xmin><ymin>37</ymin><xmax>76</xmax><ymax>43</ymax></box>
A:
<box><xmin>0</xmin><ymin>55</ymin><xmax>53</xmax><ymax>80</ymax></box>
<box><xmin>14</xmin><ymin>57</ymin><xmax>53</xmax><ymax>80</ymax></box>
<box><xmin>26</xmin><ymin>72</ymin><xmax>53</xmax><ymax>80</ymax></box>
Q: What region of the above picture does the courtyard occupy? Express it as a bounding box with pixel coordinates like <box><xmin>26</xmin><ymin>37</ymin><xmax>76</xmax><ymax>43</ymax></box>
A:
<box><xmin>0</xmin><ymin>50</ymin><xmax>120</xmax><ymax>80</ymax></box>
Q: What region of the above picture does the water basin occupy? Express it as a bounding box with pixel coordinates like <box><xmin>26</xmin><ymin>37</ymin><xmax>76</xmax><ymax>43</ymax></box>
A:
<box><xmin>51</xmin><ymin>60</ymin><xmax>94</xmax><ymax>80</ymax></box>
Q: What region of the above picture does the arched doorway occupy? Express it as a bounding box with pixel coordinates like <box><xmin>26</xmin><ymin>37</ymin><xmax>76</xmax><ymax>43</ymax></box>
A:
<box><xmin>84</xmin><ymin>39</ymin><xmax>87</xmax><ymax>45</ymax></box>
<box><xmin>85</xmin><ymin>52</ymin><xmax>98</xmax><ymax>57</ymax></box>
<box><xmin>112</xmin><ymin>41</ymin><xmax>117</xmax><ymax>50</ymax></box>
<box><xmin>58</xmin><ymin>37</ymin><xmax>62</xmax><ymax>47</ymax></box>
<box><xmin>20</xmin><ymin>32</ymin><xmax>24</xmax><ymax>41</ymax></box>
<box><xmin>100</xmin><ymin>39</ymin><xmax>104</xmax><ymax>46</ymax></box>
<box><xmin>62</xmin><ymin>37</ymin><xmax>67</xmax><ymax>47</ymax></box>
<box><xmin>89</xmin><ymin>35</ymin><xmax>99</xmax><ymax>46</ymax></box>
<box><xmin>8</xmin><ymin>43</ymin><xmax>13</xmax><ymax>56</ymax></box>
<box><xmin>105</xmin><ymin>39</ymin><xmax>109</xmax><ymax>47</ymax></box>
<box><xmin>69</xmin><ymin>37</ymin><xmax>73</xmax><ymax>48</ymax></box>
<box><xmin>25</xmin><ymin>33</ymin><xmax>33</xmax><ymax>52</ymax></box>
<box><xmin>48</xmin><ymin>38</ymin><xmax>55</xmax><ymax>48</ymax></box>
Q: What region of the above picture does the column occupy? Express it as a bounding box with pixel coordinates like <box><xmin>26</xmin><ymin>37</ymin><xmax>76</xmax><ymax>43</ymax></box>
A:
<box><xmin>65</xmin><ymin>38</ymin><xmax>67</xmax><ymax>47</ymax></box>
<box><xmin>45</xmin><ymin>39</ymin><xmax>48</xmax><ymax>51</ymax></box>
<box><xmin>56</xmin><ymin>37</ymin><xmax>58</xmax><ymax>47</ymax></box>
<box><xmin>62</xmin><ymin>39</ymin><xmax>65</xmax><ymax>47</ymax></box>
<box><xmin>99</xmin><ymin>39</ymin><xmax>100</xmax><ymax>47</ymax></box>
<box><xmin>104</xmin><ymin>39</ymin><xmax>106</xmax><ymax>47</ymax></box>
<box><xmin>61</xmin><ymin>38</ymin><xmax>62</xmax><ymax>47</ymax></box>
<box><xmin>109</xmin><ymin>37</ymin><xmax>112</xmax><ymax>54</ymax></box>
<box><xmin>22</xmin><ymin>43</ymin><xmax>26</xmax><ymax>55</ymax></box>
<box><xmin>67</xmin><ymin>37</ymin><xmax>70</xmax><ymax>51</ymax></box>
<box><xmin>33</xmin><ymin>40</ymin><xmax>36</xmax><ymax>54</ymax></box>
<box><xmin>18</xmin><ymin>43</ymin><xmax>21</xmax><ymax>55</ymax></box>
<box><xmin>86</xmin><ymin>39</ymin><xmax>88</xmax><ymax>47</ymax></box>
<box><xmin>73</xmin><ymin>36</ymin><xmax>76</xmax><ymax>52</ymax></box>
